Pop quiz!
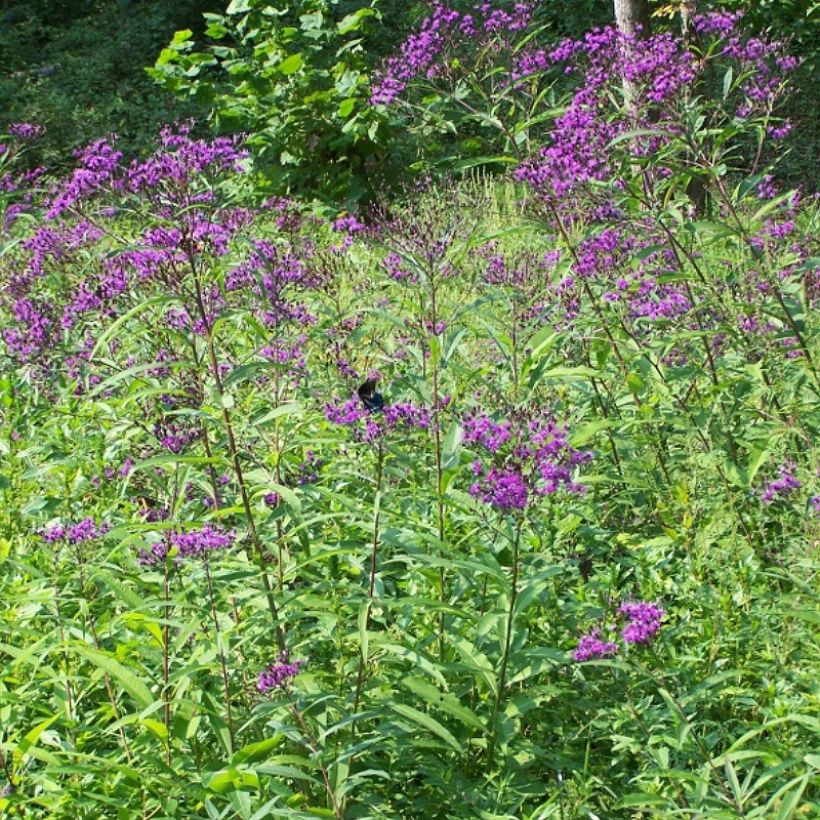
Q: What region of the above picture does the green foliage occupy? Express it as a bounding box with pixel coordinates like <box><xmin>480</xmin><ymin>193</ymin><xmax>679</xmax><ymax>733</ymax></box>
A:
<box><xmin>0</xmin><ymin>0</ymin><xmax>215</xmax><ymax>168</ymax></box>
<box><xmin>2</xmin><ymin>6</ymin><xmax>820</xmax><ymax>817</ymax></box>
<box><xmin>1</xmin><ymin>117</ymin><xmax>819</xmax><ymax>815</ymax></box>
<box><xmin>710</xmin><ymin>0</ymin><xmax>820</xmax><ymax>70</ymax></box>
<box><xmin>149</xmin><ymin>0</ymin><xmax>415</xmax><ymax>210</ymax></box>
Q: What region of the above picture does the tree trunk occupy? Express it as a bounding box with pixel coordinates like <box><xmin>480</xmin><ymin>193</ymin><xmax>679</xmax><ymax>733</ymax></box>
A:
<box><xmin>613</xmin><ymin>0</ymin><xmax>651</xmax><ymax>38</ymax></box>
<box><xmin>681</xmin><ymin>0</ymin><xmax>698</xmax><ymax>46</ymax></box>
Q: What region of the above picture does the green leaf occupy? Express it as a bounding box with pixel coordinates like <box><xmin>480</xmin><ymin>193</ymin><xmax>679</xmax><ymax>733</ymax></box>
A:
<box><xmin>391</xmin><ymin>703</ymin><xmax>462</xmax><ymax>753</ymax></box>
<box><xmin>232</xmin><ymin>737</ymin><xmax>283</xmax><ymax>765</ymax></box>
<box><xmin>337</xmin><ymin>8</ymin><xmax>375</xmax><ymax>34</ymax></box>
<box><xmin>616</xmin><ymin>794</ymin><xmax>673</xmax><ymax>809</ymax></box>
<box><xmin>338</xmin><ymin>98</ymin><xmax>356</xmax><ymax>118</ymax></box>
<box><xmin>14</xmin><ymin>715</ymin><xmax>60</xmax><ymax>768</ymax></box>
<box><xmin>402</xmin><ymin>677</ymin><xmax>484</xmax><ymax>731</ymax></box>
<box><xmin>279</xmin><ymin>53</ymin><xmax>304</xmax><ymax>76</ymax></box>
<box><xmin>74</xmin><ymin>647</ymin><xmax>154</xmax><ymax>709</ymax></box>
<box><xmin>204</xmin><ymin>767</ymin><xmax>260</xmax><ymax>793</ymax></box>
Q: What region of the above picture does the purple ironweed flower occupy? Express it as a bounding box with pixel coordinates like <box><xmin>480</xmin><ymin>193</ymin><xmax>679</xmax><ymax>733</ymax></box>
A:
<box><xmin>573</xmin><ymin>600</ymin><xmax>664</xmax><ymax>661</ymax></box>
<box><xmin>7</xmin><ymin>122</ymin><xmax>45</xmax><ymax>140</ymax></box>
<box><xmin>810</xmin><ymin>495</ymin><xmax>820</xmax><ymax>514</ymax></box>
<box><xmin>618</xmin><ymin>601</ymin><xmax>664</xmax><ymax>645</ymax></box>
<box><xmin>382</xmin><ymin>251</ymin><xmax>417</xmax><ymax>283</ymax></box>
<box><xmin>46</xmin><ymin>137</ymin><xmax>123</xmax><ymax>219</ymax></box>
<box><xmin>572</xmin><ymin>627</ymin><xmax>618</xmax><ymax>662</ymax></box>
<box><xmin>295</xmin><ymin>451</ymin><xmax>324</xmax><ymax>485</ymax></box>
<box><xmin>383</xmin><ymin>401</ymin><xmax>432</xmax><ymax>430</ymax></box>
<box><xmin>325</xmin><ymin>395</ymin><xmax>432</xmax><ymax>442</ymax></box>
<box><xmin>464</xmin><ymin>410</ymin><xmax>591</xmax><ymax>510</ymax></box>
<box><xmin>41</xmin><ymin>517</ymin><xmax>109</xmax><ymax>545</ymax></box>
<box><xmin>693</xmin><ymin>10</ymin><xmax>743</xmax><ymax>37</ymax></box>
<box><xmin>137</xmin><ymin>538</ymin><xmax>171</xmax><ymax>568</ymax></box>
<box><xmin>41</xmin><ymin>524</ymin><xmax>67</xmax><ymax>544</ymax></box>
<box><xmin>258</xmin><ymin>651</ymin><xmax>304</xmax><ymax>693</ymax></box>
<box><xmin>761</xmin><ymin>462</ymin><xmax>801</xmax><ymax>503</ymax></box>
<box><xmin>757</xmin><ymin>175</ymin><xmax>778</xmax><ymax>200</ymax></box>
<box><xmin>170</xmin><ymin>524</ymin><xmax>235</xmax><ymax>560</ymax></box>
<box><xmin>470</xmin><ymin>468</ymin><xmax>529</xmax><ymax>510</ymax></box>
<box><xmin>332</xmin><ymin>215</ymin><xmax>367</xmax><ymax>234</ymax></box>
<box><xmin>371</xmin><ymin>1</ymin><xmax>533</xmax><ymax>105</ymax></box>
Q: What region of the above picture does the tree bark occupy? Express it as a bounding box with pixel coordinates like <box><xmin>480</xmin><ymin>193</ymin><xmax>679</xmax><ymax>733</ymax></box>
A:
<box><xmin>681</xmin><ymin>0</ymin><xmax>697</xmax><ymax>43</ymax></box>
<box><xmin>613</xmin><ymin>0</ymin><xmax>651</xmax><ymax>38</ymax></box>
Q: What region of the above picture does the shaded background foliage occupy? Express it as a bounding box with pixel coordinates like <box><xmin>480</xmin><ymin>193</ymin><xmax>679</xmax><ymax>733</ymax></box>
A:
<box><xmin>2</xmin><ymin>0</ymin><xmax>818</xmax><ymax>205</ymax></box>
<box><xmin>0</xmin><ymin>0</ymin><xmax>219</xmax><ymax>167</ymax></box>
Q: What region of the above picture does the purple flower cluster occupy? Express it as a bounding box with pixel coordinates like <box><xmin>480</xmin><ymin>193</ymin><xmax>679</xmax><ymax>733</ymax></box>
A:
<box><xmin>572</xmin><ymin>627</ymin><xmax>618</xmax><ymax>662</ymax></box>
<box><xmin>1</xmin><ymin>124</ymin><xmax>264</xmax><ymax>375</ymax></box>
<box><xmin>324</xmin><ymin>394</ymin><xmax>432</xmax><ymax>442</ymax></box>
<box><xmin>46</xmin><ymin>138</ymin><xmax>124</xmax><ymax>219</ymax></box>
<box><xmin>715</xmin><ymin>21</ymin><xmax>799</xmax><ymax>122</ymax></box>
<box><xmin>258</xmin><ymin>651</ymin><xmax>304</xmax><ymax>693</ymax></box>
<box><xmin>136</xmin><ymin>538</ymin><xmax>171</xmax><ymax>567</ymax></box>
<box><xmin>573</xmin><ymin>600</ymin><xmax>665</xmax><ymax>661</ymax></box>
<box><xmin>618</xmin><ymin>601</ymin><xmax>664</xmax><ymax>645</ymax></box>
<box><xmin>527</xmin><ymin>227</ymin><xmax>694</xmax><ymax>329</ymax></box>
<box><xmin>760</xmin><ymin>462</ymin><xmax>801</xmax><ymax>503</ymax></box>
<box><xmin>471</xmin><ymin>467</ymin><xmax>529</xmax><ymax>510</ymax></box>
<box><xmin>171</xmin><ymin>524</ymin><xmax>235</xmax><ymax>559</ymax></box>
<box><xmin>371</xmin><ymin>1</ymin><xmax>533</xmax><ymax>105</ymax></box>
<box><xmin>330</xmin><ymin>214</ymin><xmax>368</xmax><ymax>251</ymax></box>
<box><xmin>125</xmin><ymin>123</ymin><xmax>247</xmax><ymax>196</ymax></box>
<box><xmin>137</xmin><ymin>524</ymin><xmax>235</xmax><ymax>567</ymax></box>
<box><xmin>382</xmin><ymin>252</ymin><xmax>418</xmax><ymax>283</ymax></box>
<box><xmin>7</xmin><ymin>122</ymin><xmax>45</xmax><ymax>140</ymax></box>
<box><xmin>295</xmin><ymin>450</ymin><xmax>325</xmax><ymax>485</ymax></box>
<box><xmin>514</xmin><ymin>27</ymin><xmax>695</xmax><ymax>205</ymax></box>
<box><xmin>693</xmin><ymin>10</ymin><xmax>744</xmax><ymax>37</ymax></box>
<box><xmin>464</xmin><ymin>411</ymin><xmax>591</xmax><ymax>511</ymax></box>
<box><xmin>41</xmin><ymin>517</ymin><xmax>109</xmax><ymax>544</ymax></box>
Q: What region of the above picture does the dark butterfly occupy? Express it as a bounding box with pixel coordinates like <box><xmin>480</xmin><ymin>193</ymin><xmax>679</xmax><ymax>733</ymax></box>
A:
<box><xmin>358</xmin><ymin>378</ymin><xmax>385</xmax><ymax>413</ymax></box>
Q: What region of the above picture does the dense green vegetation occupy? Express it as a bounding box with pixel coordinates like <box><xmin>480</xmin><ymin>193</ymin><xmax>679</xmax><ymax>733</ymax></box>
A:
<box><xmin>0</xmin><ymin>0</ymin><xmax>218</xmax><ymax>166</ymax></box>
<box><xmin>1</xmin><ymin>2</ymin><xmax>819</xmax><ymax>818</ymax></box>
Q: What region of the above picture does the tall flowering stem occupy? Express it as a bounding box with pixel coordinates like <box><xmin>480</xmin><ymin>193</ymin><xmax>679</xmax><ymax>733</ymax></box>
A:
<box><xmin>463</xmin><ymin>408</ymin><xmax>591</xmax><ymax>762</ymax></box>
<box><xmin>547</xmin><ymin>205</ymin><xmax>674</xmax><ymax>488</ymax></box>
<box><xmin>161</xmin><ymin>537</ymin><xmax>172</xmax><ymax>765</ymax></box>
<box><xmin>352</xmin><ymin>439</ymin><xmax>385</xmax><ymax>721</ymax></box>
<box><xmin>488</xmin><ymin>516</ymin><xmax>522</xmax><ymax>766</ymax></box>
<box><xmin>375</xmin><ymin>202</ymin><xmax>457</xmax><ymax>661</ymax></box>
<box><xmin>189</xmin><ymin>252</ymin><xmax>287</xmax><ymax>655</ymax></box>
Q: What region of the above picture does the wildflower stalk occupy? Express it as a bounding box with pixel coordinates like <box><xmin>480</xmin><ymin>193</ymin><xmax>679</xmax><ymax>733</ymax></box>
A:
<box><xmin>52</xmin><ymin>583</ymin><xmax>76</xmax><ymax>725</ymax></box>
<box><xmin>198</xmin><ymin>427</ymin><xmax>238</xmax><ymax>749</ymax></box>
<box><xmin>426</xmin><ymin>258</ymin><xmax>448</xmax><ymax>662</ymax></box>
<box><xmin>73</xmin><ymin>555</ymin><xmax>134</xmax><ymax>764</ymax></box>
<box><xmin>710</xmin><ymin>174</ymin><xmax>820</xmax><ymax>390</ymax></box>
<box><xmin>290</xmin><ymin>704</ymin><xmax>343</xmax><ymax>819</ymax></box>
<box><xmin>202</xmin><ymin>557</ymin><xmax>235</xmax><ymax>750</ymax></box>
<box><xmin>161</xmin><ymin>545</ymin><xmax>172</xmax><ymax>767</ymax></box>
<box><xmin>274</xmin><ymin>367</ymin><xmax>287</xmax><ymax>592</ymax></box>
<box><xmin>488</xmin><ymin>517</ymin><xmax>523</xmax><ymax>766</ymax></box>
<box><xmin>548</xmin><ymin>203</ymin><xmax>673</xmax><ymax>487</ymax></box>
<box><xmin>352</xmin><ymin>440</ymin><xmax>385</xmax><ymax>720</ymax></box>
<box><xmin>189</xmin><ymin>263</ymin><xmax>286</xmax><ymax>654</ymax></box>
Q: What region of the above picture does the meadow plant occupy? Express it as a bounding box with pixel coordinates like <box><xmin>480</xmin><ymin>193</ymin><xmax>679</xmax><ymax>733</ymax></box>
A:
<box><xmin>0</xmin><ymin>9</ymin><xmax>818</xmax><ymax>818</ymax></box>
